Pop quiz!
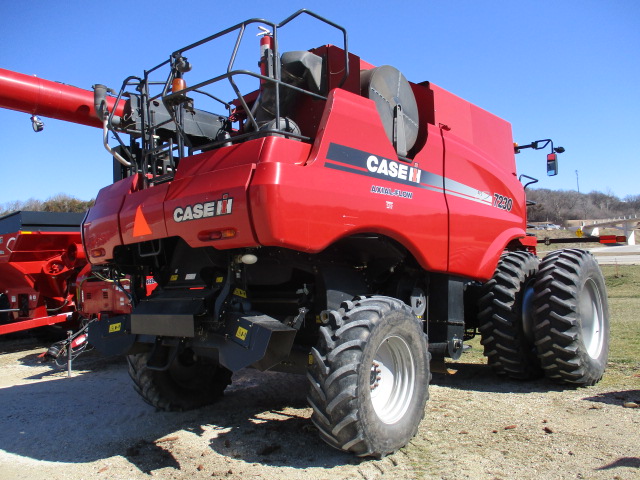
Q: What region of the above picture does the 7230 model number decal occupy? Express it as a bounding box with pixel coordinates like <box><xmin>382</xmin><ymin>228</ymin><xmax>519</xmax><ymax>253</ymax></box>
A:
<box><xmin>493</xmin><ymin>193</ymin><xmax>513</xmax><ymax>211</ymax></box>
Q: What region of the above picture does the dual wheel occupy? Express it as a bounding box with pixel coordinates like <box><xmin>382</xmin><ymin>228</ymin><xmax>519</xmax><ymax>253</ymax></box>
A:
<box><xmin>479</xmin><ymin>249</ymin><xmax>609</xmax><ymax>386</ymax></box>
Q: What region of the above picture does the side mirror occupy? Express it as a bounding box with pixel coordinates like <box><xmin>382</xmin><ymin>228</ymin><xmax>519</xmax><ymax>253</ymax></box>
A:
<box><xmin>546</xmin><ymin>153</ymin><xmax>558</xmax><ymax>176</ymax></box>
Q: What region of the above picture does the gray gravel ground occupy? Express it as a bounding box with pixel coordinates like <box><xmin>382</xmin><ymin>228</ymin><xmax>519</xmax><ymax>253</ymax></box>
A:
<box><xmin>0</xmin><ymin>336</ymin><xmax>638</xmax><ymax>480</ymax></box>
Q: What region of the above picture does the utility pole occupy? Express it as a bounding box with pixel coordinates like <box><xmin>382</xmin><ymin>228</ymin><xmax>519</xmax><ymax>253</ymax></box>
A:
<box><xmin>575</xmin><ymin>170</ymin><xmax>580</xmax><ymax>193</ymax></box>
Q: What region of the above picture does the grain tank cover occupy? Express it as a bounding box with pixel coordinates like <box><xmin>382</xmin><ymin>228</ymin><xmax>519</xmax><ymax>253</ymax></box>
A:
<box><xmin>361</xmin><ymin>65</ymin><xmax>419</xmax><ymax>156</ymax></box>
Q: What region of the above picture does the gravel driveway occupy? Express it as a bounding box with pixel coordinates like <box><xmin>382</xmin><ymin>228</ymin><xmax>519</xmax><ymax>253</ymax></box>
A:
<box><xmin>0</xmin><ymin>336</ymin><xmax>638</xmax><ymax>480</ymax></box>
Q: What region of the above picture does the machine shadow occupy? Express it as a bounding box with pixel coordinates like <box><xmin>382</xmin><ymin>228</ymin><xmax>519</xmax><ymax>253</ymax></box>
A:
<box><xmin>0</xmin><ymin>363</ymin><xmax>355</xmax><ymax>473</ymax></box>
<box><xmin>583</xmin><ymin>389</ymin><xmax>640</xmax><ymax>406</ymax></box>
<box><xmin>430</xmin><ymin>359</ymin><xmax>567</xmax><ymax>394</ymax></box>
<box><xmin>196</xmin><ymin>370</ymin><xmax>357</xmax><ymax>469</ymax></box>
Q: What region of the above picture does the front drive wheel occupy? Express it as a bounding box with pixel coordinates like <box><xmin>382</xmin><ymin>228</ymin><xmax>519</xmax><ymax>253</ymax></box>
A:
<box><xmin>307</xmin><ymin>296</ymin><xmax>430</xmax><ymax>458</ymax></box>
<box><xmin>532</xmin><ymin>249</ymin><xmax>610</xmax><ymax>385</ymax></box>
<box><xmin>478</xmin><ymin>251</ymin><xmax>541</xmax><ymax>380</ymax></box>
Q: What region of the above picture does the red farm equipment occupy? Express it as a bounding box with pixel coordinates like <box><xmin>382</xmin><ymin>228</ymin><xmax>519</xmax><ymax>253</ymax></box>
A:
<box><xmin>0</xmin><ymin>211</ymin><xmax>86</xmax><ymax>335</ymax></box>
<box><xmin>0</xmin><ymin>211</ymin><xmax>133</xmax><ymax>338</ymax></box>
<box><xmin>0</xmin><ymin>10</ymin><xmax>610</xmax><ymax>457</ymax></box>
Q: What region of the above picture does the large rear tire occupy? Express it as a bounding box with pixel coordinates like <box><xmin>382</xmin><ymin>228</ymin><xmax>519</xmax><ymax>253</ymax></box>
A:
<box><xmin>307</xmin><ymin>296</ymin><xmax>430</xmax><ymax>458</ymax></box>
<box><xmin>532</xmin><ymin>249</ymin><xmax>610</xmax><ymax>385</ymax></box>
<box><xmin>478</xmin><ymin>251</ymin><xmax>542</xmax><ymax>379</ymax></box>
<box><xmin>127</xmin><ymin>347</ymin><xmax>232</xmax><ymax>411</ymax></box>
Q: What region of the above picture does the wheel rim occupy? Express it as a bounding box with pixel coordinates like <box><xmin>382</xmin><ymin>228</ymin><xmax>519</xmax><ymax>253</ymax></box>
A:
<box><xmin>369</xmin><ymin>335</ymin><xmax>415</xmax><ymax>424</ymax></box>
<box><xmin>580</xmin><ymin>278</ymin><xmax>605</xmax><ymax>359</ymax></box>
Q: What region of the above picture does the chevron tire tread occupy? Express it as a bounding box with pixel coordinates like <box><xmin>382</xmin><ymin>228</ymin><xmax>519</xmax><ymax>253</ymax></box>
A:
<box><xmin>307</xmin><ymin>296</ymin><xmax>430</xmax><ymax>457</ymax></box>
<box><xmin>532</xmin><ymin>249</ymin><xmax>610</xmax><ymax>386</ymax></box>
<box><xmin>127</xmin><ymin>348</ymin><xmax>232</xmax><ymax>411</ymax></box>
<box><xmin>478</xmin><ymin>251</ymin><xmax>542</xmax><ymax>380</ymax></box>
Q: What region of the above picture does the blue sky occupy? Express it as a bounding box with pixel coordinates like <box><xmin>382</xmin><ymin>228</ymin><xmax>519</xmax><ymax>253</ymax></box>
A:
<box><xmin>0</xmin><ymin>0</ymin><xmax>638</xmax><ymax>205</ymax></box>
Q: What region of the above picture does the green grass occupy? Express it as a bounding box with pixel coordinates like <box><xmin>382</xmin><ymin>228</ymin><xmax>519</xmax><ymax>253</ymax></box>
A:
<box><xmin>601</xmin><ymin>265</ymin><xmax>640</xmax><ymax>386</ymax></box>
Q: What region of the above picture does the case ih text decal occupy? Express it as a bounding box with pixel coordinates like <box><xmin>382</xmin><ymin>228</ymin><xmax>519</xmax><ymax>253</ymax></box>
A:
<box><xmin>324</xmin><ymin>143</ymin><xmax>495</xmax><ymax>207</ymax></box>
<box><xmin>173</xmin><ymin>194</ymin><xmax>233</xmax><ymax>223</ymax></box>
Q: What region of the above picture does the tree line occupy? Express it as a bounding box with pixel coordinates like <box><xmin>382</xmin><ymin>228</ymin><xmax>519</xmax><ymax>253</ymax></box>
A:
<box><xmin>526</xmin><ymin>189</ymin><xmax>640</xmax><ymax>224</ymax></box>
<box><xmin>0</xmin><ymin>194</ymin><xmax>94</xmax><ymax>216</ymax></box>
<box><xmin>1</xmin><ymin>189</ymin><xmax>638</xmax><ymax>225</ymax></box>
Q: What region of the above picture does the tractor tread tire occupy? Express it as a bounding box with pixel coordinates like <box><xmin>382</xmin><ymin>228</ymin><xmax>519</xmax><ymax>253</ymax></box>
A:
<box><xmin>532</xmin><ymin>249</ymin><xmax>609</xmax><ymax>386</ymax></box>
<box><xmin>307</xmin><ymin>296</ymin><xmax>430</xmax><ymax>458</ymax></box>
<box><xmin>478</xmin><ymin>251</ymin><xmax>542</xmax><ymax>380</ymax></box>
<box><xmin>127</xmin><ymin>350</ymin><xmax>232</xmax><ymax>412</ymax></box>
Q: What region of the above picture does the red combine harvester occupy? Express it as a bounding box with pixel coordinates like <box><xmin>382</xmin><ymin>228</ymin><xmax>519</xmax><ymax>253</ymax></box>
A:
<box><xmin>0</xmin><ymin>10</ymin><xmax>610</xmax><ymax>457</ymax></box>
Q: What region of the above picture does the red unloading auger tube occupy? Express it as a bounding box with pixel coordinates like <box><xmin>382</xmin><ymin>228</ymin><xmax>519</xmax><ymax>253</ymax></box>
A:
<box><xmin>0</xmin><ymin>68</ymin><xmax>124</xmax><ymax>129</ymax></box>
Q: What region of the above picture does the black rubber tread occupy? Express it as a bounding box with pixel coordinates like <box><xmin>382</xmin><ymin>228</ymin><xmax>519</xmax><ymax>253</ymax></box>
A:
<box><xmin>307</xmin><ymin>296</ymin><xmax>430</xmax><ymax>458</ymax></box>
<box><xmin>478</xmin><ymin>251</ymin><xmax>542</xmax><ymax>380</ymax></box>
<box><xmin>127</xmin><ymin>348</ymin><xmax>232</xmax><ymax>411</ymax></box>
<box><xmin>532</xmin><ymin>249</ymin><xmax>610</xmax><ymax>386</ymax></box>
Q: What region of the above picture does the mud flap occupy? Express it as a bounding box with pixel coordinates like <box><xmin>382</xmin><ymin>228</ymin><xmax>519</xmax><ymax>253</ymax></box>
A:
<box><xmin>88</xmin><ymin>315</ymin><xmax>137</xmax><ymax>356</ymax></box>
<box><xmin>219</xmin><ymin>313</ymin><xmax>297</xmax><ymax>372</ymax></box>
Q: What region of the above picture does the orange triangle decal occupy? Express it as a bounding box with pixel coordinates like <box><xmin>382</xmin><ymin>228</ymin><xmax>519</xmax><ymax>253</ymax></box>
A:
<box><xmin>133</xmin><ymin>205</ymin><xmax>152</xmax><ymax>237</ymax></box>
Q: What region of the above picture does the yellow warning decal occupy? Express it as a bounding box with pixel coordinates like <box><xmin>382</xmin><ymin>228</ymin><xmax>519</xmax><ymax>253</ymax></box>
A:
<box><xmin>109</xmin><ymin>322</ymin><xmax>122</xmax><ymax>333</ymax></box>
<box><xmin>216</xmin><ymin>276</ymin><xmax>224</xmax><ymax>284</ymax></box>
<box><xmin>233</xmin><ymin>288</ymin><xmax>247</xmax><ymax>298</ymax></box>
<box><xmin>308</xmin><ymin>353</ymin><xmax>314</xmax><ymax>365</ymax></box>
<box><xmin>235</xmin><ymin>326</ymin><xmax>248</xmax><ymax>341</ymax></box>
<box><xmin>170</xmin><ymin>274</ymin><xmax>179</xmax><ymax>281</ymax></box>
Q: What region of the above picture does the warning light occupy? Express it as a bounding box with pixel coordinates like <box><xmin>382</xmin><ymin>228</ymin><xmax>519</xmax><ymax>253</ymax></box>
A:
<box><xmin>198</xmin><ymin>229</ymin><xmax>237</xmax><ymax>241</ymax></box>
<box><xmin>172</xmin><ymin>77</ymin><xmax>186</xmax><ymax>93</ymax></box>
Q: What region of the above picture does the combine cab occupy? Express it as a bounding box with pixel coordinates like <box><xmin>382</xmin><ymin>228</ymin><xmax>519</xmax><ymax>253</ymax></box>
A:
<box><xmin>0</xmin><ymin>10</ymin><xmax>610</xmax><ymax>458</ymax></box>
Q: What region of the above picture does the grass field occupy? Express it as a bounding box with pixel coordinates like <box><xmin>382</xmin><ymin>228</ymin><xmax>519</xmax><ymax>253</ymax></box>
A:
<box><xmin>602</xmin><ymin>264</ymin><xmax>640</xmax><ymax>386</ymax></box>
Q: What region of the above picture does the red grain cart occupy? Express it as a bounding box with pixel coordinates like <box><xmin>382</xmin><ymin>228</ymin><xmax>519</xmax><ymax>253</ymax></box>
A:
<box><xmin>0</xmin><ymin>211</ymin><xmax>86</xmax><ymax>335</ymax></box>
<box><xmin>0</xmin><ymin>210</ymin><xmax>134</xmax><ymax>341</ymax></box>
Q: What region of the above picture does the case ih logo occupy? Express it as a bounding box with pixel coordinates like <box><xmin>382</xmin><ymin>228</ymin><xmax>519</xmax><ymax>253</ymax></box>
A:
<box><xmin>324</xmin><ymin>143</ymin><xmax>423</xmax><ymax>186</ymax></box>
<box><xmin>366</xmin><ymin>156</ymin><xmax>421</xmax><ymax>183</ymax></box>
<box><xmin>173</xmin><ymin>194</ymin><xmax>233</xmax><ymax>223</ymax></box>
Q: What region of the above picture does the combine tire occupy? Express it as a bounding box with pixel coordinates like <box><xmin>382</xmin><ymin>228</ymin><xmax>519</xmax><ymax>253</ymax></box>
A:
<box><xmin>532</xmin><ymin>249</ymin><xmax>609</xmax><ymax>385</ymax></box>
<box><xmin>127</xmin><ymin>347</ymin><xmax>232</xmax><ymax>411</ymax></box>
<box><xmin>307</xmin><ymin>296</ymin><xmax>430</xmax><ymax>458</ymax></box>
<box><xmin>478</xmin><ymin>251</ymin><xmax>542</xmax><ymax>379</ymax></box>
